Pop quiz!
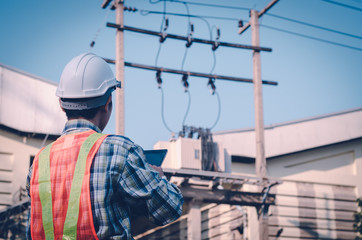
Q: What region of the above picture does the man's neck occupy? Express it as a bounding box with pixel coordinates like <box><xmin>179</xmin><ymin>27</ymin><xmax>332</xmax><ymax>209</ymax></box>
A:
<box><xmin>69</xmin><ymin>117</ymin><xmax>103</xmax><ymax>131</ymax></box>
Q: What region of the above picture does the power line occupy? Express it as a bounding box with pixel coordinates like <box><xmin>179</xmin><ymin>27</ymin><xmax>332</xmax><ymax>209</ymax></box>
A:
<box><xmin>180</xmin><ymin>1</ymin><xmax>191</xmax><ymax>71</ymax></box>
<box><xmin>159</xmin><ymin>86</ymin><xmax>175</xmax><ymax>133</ymax></box>
<box><xmin>156</xmin><ymin>0</ymin><xmax>220</xmax><ymax>130</ymax></box>
<box><xmin>155</xmin><ymin>1</ymin><xmax>167</xmax><ymax>67</ymax></box>
<box><xmin>151</xmin><ymin>0</ymin><xmax>250</xmax><ymax>11</ymax></box>
<box><xmin>261</xmin><ymin>24</ymin><xmax>362</xmax><ymax>52</ymax></box>
<box><xmin>140</xmin><ymin>10</ymin><xmax>241</xmax><ymax>22</ymax></box>
<box><xmin>104</xmin><ymin>58</ymin><xmax>278</xmax><ymax>85</ymax></box>
<box><xmin>182</xmin><ymin>90</ymin><xmax>191</xmax><ymax>127</ymax></box>
<box><xmin>321</xmin><ymin>0</ymin><xmax>362</xmax><ymax>12</ymax></box>
<box><xmin>156</xmin><ymin>1</ymin><xmax>176</xmax><ymax>133</ymax></box>
<box><xmin>210</xmin><ymin>91</ymin><xmax>221</xmax><ymax>130</ymax></box>
<box><xmin>265</xmin><ymin>13</ymin><xmax>362</xmax><ymax>40</ymax></box>
<box><xmin>89</xmin><ymin>6</ymin><xmax>112</xmax><ymax>50</ymax></box>
<box><xmin>177</xmin><ymin>1</ymin><xmax>193</xmax><ymax>130</ymax></box>
<box><xmin>106</xmin><ymin>23</ymin><xmax>273</xmax><ymax>52</ymax></box>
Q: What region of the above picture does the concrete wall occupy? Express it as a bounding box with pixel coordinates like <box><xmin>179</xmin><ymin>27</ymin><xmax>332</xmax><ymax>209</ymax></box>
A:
<box><xmin>231</xmin><ymin>138</ymin><xmax>362</xmax><ymax>197</ymax></box>
<box><xmin>0</xmin><ymin>129</ymin><xmax>54</xmax><ymax>209</ymax></box>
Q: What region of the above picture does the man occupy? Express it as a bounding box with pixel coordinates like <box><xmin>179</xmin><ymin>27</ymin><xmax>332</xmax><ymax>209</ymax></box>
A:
<box><xmin>26</xmin><ymin>53</ymin><xmax>183</xmax><ymax>239</ymax></box>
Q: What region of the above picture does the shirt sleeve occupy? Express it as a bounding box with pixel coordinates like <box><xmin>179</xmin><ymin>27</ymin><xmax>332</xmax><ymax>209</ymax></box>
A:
<box><xmin>118</xmin><ymin>145</ymin><xmax>183</xmax><ymax>226</ymax></box>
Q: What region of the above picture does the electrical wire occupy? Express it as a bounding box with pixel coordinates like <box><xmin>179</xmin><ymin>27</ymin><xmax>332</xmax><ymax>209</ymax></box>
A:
<box><xmin>155</xmin><ymin>0</ymin><xmax>176</xmax><ymax>133</ymax></box>
<box><xmin>159</xmin><ymin>86</ymin><xmax>175</xmax><ymax>133</ymax></box>
<box><xmin>154</xmin><ymin>0</ymin><xmax>166</xmax><ymax>67</ymax></box>
<box><xmin>140</xmin><ymin>10</ymin><xmax>240</xmax><ymax>22</ymax></box>
<box><xmin>192</xmin><ymin>20</ymin><xmax>221</xmax><ymax>130</ymax></box>
<box><xmin>180</xmin><ymin>48</ymin><xmax>189</xmax><ymax>71</ymax></box>
<box><xmin>210</xmin><ymin>91</ymin><xmax>221</xmax><ymax>130</ymax></box>
<box><xmin>181</xmin><ymin>1</ymin><xmax>191</xmax><ymax>71</ymax></box>
<box><xmin>151</xmin><ymin>0</ymin><xmax>221</xmax><ymax>131</ymax></box>
<box><xmin>182</xmin><ymin>89</ymin><xmax>192</xmax><ymax>127</ymax></box>
<box><xmin>321</xmin><ymin>0</ymin><xmax>362</xmax><ymax>12</ymax></box>
<box><xmin>155</xmin><ymin>0</ymin><xmax>167</xmax><ymax>67</ymax></box>
<box><xmin>149</xmin><ymin>0</ymin><xmax>250</xmax><ymax>11</ymax></box>
<box><xmin>210</xmin><ymin>51</ymin><xmax>216</xmax><ymax>74</ymax></box>
<box><xmin>177</xmin><ymin>8</ymin><xmax>220</xmax><ymax>129</ymax></box>
<box><xmin>261</xmin><ymin>24</ymin><xmax>362</xmax><ymax>52</ymax></box>
<box><xmin>155</xmin><ymin>42</ymin><xmax>163</xmax><ymax>67</ymax></box>
<box><xmin>89</xmin><ymin>6</ymin><xmax>112</xmax><ymax>51</ymax></box>
<box><xmin>208</xmin><ymin>25</ymin><xmax>220</xmax><ymax>130</ymax></box>
<box><xmin>265</xmin><ymin>13</ymin><xmax>362</xmax><ymax>40</ymax></box>
<box><xmin>160</xmin><ymin>1</ymin><xmax>167</xmax><ymax>32</ymax></box>
<box><xmin>209</xmin><ymin>25</ymin><xmax>218</xmax><ymax>74</ymax></box>
<box><xmin>179</xmin><ymin>1</ymin><xmax>192</xmax><ymax>127</ymax></box>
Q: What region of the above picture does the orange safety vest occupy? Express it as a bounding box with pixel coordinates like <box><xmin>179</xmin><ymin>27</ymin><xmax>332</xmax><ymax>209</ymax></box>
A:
<box><xmin>30</xmin><ymin>130</ymin><xmax>108</xmax><ymax>240</ymax></box>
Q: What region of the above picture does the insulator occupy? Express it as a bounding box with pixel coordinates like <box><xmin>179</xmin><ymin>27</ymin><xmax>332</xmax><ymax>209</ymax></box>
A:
<box><xmin>123</xmin><ymin>6</ymin><xmax>138</xmax><ymax>12</ymax></box>
<box><xmin>238</xmin><ymin>20</ymin><xmax>244</xmax><ymax>28</ymax></box>
<box><xmin>207</xmin><ymin>77</ymin><xmax>216</xmax><ymax>95</ymax></box>
<box><xmin>182</xmin><ymin>74</ymin><xmax>189</xmax><ymax>91</ymax></box>
<box><xmin>212</xmin><ymin>27</ymin><xmax>220</xmax><ymax>51</ymax></box>
<box><xmin>186</xmin><ymin>36</ymin><xmax>193</xmax><ymax>48</ymax></box>
<box><xmin>186</xmin><ymin>22</ymin><xmax>194</xmax><ymax>48</ymax></box>
<box><xmin>156</xmin><ymin>70</ymin><xmax>162</xmax><ymax>88</ymax></box>
<box><xmin>159</xmin><ymin>33</ymin><xmax>167</xmax><ymax>43</ymax></box>
<box><xmin>160</xmin><ymin>17</ymin><xmax>169</xmax><ymax>43</ymax></box>
<box><xmin>182</xmin><ymin>74</ymin><xmax>188</xmax><ymax>82</ymax></box>
<box><xmin>164</xmin><ymin>17</ymin><xmax>169</xmax><ymax>31</ymax></box>
<box><xmin>212</xmin><ymin>41</ymin><xmax>219</xmax><ymax>51</ymax></box>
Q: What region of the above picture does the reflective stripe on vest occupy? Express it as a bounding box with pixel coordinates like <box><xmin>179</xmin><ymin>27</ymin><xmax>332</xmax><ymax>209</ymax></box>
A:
<box><xmin>30</xmin><ymin>130</ymin><xmax>107</xmax><ymax>240</ymax></box>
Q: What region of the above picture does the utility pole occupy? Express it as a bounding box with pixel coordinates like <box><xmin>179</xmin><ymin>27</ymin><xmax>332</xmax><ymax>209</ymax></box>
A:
<box><xmin>251</xmin><ymin>9</ymin><xmax>267</xmax><ymax>183</ymax></box>
<box><xmin>238</xmin><ymin>1</ymin><xmax>279</xmax><ymax>239</ymax></box>
<box><xmin>251</xmin><ymin>9</ymin><xmax>268</xmax><ymax>240</ymax></box>
<box><xmin>115</xmin><ymin>0</ymin><xmax>125</xmax><ymax>135</ymax></box>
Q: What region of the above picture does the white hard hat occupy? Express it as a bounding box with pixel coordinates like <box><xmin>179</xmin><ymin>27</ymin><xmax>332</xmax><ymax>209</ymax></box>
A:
<box><xmin>56</xmin><ymin>52</ymin><xmax>121</xmax><ymax>99</ymax></box>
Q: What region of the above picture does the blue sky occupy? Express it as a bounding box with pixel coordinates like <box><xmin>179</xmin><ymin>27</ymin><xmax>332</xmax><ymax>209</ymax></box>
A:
<box><xmin>0</xmin><ymin>0</ymin><xmax>361</xmax><ymax>149</ymax></box>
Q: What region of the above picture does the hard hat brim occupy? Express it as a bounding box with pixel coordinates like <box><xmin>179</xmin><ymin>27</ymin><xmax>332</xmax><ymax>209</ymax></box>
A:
<box><xmin>60</xmin><ymin>87</ymin><xmax>115</xmax><ymax>110</ymax></box>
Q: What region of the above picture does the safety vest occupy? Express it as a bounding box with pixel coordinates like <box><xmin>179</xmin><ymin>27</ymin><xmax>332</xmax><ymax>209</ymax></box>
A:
<box><xmin>30</xmin><ymin>130</ymin><xmax>108</xmax><ymax>240</ymax></box>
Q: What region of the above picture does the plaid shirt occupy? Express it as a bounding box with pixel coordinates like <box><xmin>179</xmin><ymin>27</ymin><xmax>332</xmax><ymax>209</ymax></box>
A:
<box><xmin>27</xmin><ymin>119</ymin><xmax>183</xmax><ymax>240</ymax></box>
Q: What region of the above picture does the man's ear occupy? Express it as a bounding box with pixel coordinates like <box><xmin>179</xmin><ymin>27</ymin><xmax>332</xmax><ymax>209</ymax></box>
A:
<box><xmin>59</xmin><ymin>98</ymin><xmax>65</xmax><ymax>112</ymax></box>
<box><xmin>103</xmin><ymin>95</ymin><xmax>112</xmax><ymax>113</ymax></box>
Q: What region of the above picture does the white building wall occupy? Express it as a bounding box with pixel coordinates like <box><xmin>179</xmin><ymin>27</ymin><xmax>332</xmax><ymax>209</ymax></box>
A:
<box><xmin>231</xmin><ymin>139</ymin><xmax>362</xmax><ymax>196</ymax></box>
<box><xmin>0</xmin><ymin>64</ymin><xmax>66</xmax><ymax>135</ymax></box>
<box><xmin>0</xmin><ymin>132</ymin><xmax>45</xmax><ymax>209</ymax></box>
<box><xmin>214</xmin><ymin>107</ymin><xmax>362</xmax><ymax>159</ymax></box>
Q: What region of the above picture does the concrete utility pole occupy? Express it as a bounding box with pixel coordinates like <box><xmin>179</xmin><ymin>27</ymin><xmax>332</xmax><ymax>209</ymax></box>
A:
<box><xmin>251</xmin><ymin>9</ymin><xmax>269</xmax><ymax>240</ymax></box>
<box><xmin>251</xmin><ymin>9</ymin><xmax>267</xmax><ymax>182</ymax></box>
<box><xmin>187</xmin><ymin>199</ymin><xmax>202</xmax><ymax>240</ymax></box>
<box><xmin>238</xmin><ymin>1</ymin><xmax>279</xmax><ymax>239</ymax></box>
<box><xmin>115</xmin><ymin>0</ymin><xmax>125</xmax><ymax>135</ymax></box>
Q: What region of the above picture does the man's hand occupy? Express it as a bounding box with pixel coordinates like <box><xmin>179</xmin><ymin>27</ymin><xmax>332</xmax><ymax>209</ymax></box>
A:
<box><xmin>150</xmin><ymin>165</ymin><xmax>165</xmax><ymax>178</ymax></box>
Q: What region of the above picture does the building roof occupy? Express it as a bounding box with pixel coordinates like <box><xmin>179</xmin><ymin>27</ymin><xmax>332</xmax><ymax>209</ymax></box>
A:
<box><xmin>0</xmin><ymin>64</ymin><xmax>66</xmax><ymax>135</ymax></box>
<box><xmin>213</xmin><ymin>107</ymin><xmax>362</xmax><ymax>158</ymax></box>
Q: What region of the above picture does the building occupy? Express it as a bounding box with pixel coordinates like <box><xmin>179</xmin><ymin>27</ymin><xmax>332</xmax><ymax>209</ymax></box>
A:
<box><xmin>139</xmin><ymin>107</ymin><xmax>362</xmax><ymax>239</ymax></box>
<box><xmin>0</xmin><ymin>63</ymin><xmax>65</xmax><ymax>238</ymax></box>
<box><xmin>213</xmin><ymin>107</ymin><xmax>362</xmax><ymax>239</ymax></box>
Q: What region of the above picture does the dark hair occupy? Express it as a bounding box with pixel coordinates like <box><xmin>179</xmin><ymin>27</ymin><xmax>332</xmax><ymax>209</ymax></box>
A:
<box><xmin>64</xmin><ymin>106</ymin><xmax>102</xmax><ymax>120</ymax></box>
<box><xmin>61</xmin><ymin>90</ymin><xmax>113</xmax><ymax>120</ymax></box>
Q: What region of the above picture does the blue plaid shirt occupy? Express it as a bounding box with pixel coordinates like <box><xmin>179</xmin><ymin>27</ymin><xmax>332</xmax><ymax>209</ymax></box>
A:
<box><xmin>27</xmin><ymin>119</ymin><xmax>183</xmax><ymax>239</ymax></box>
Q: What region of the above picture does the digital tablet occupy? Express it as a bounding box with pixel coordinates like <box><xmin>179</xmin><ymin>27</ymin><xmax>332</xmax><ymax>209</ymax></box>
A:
<box><xmin>144</xmin><ymin>149</ymin><xmax>168</xmax><ymax>167</ymax></box>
